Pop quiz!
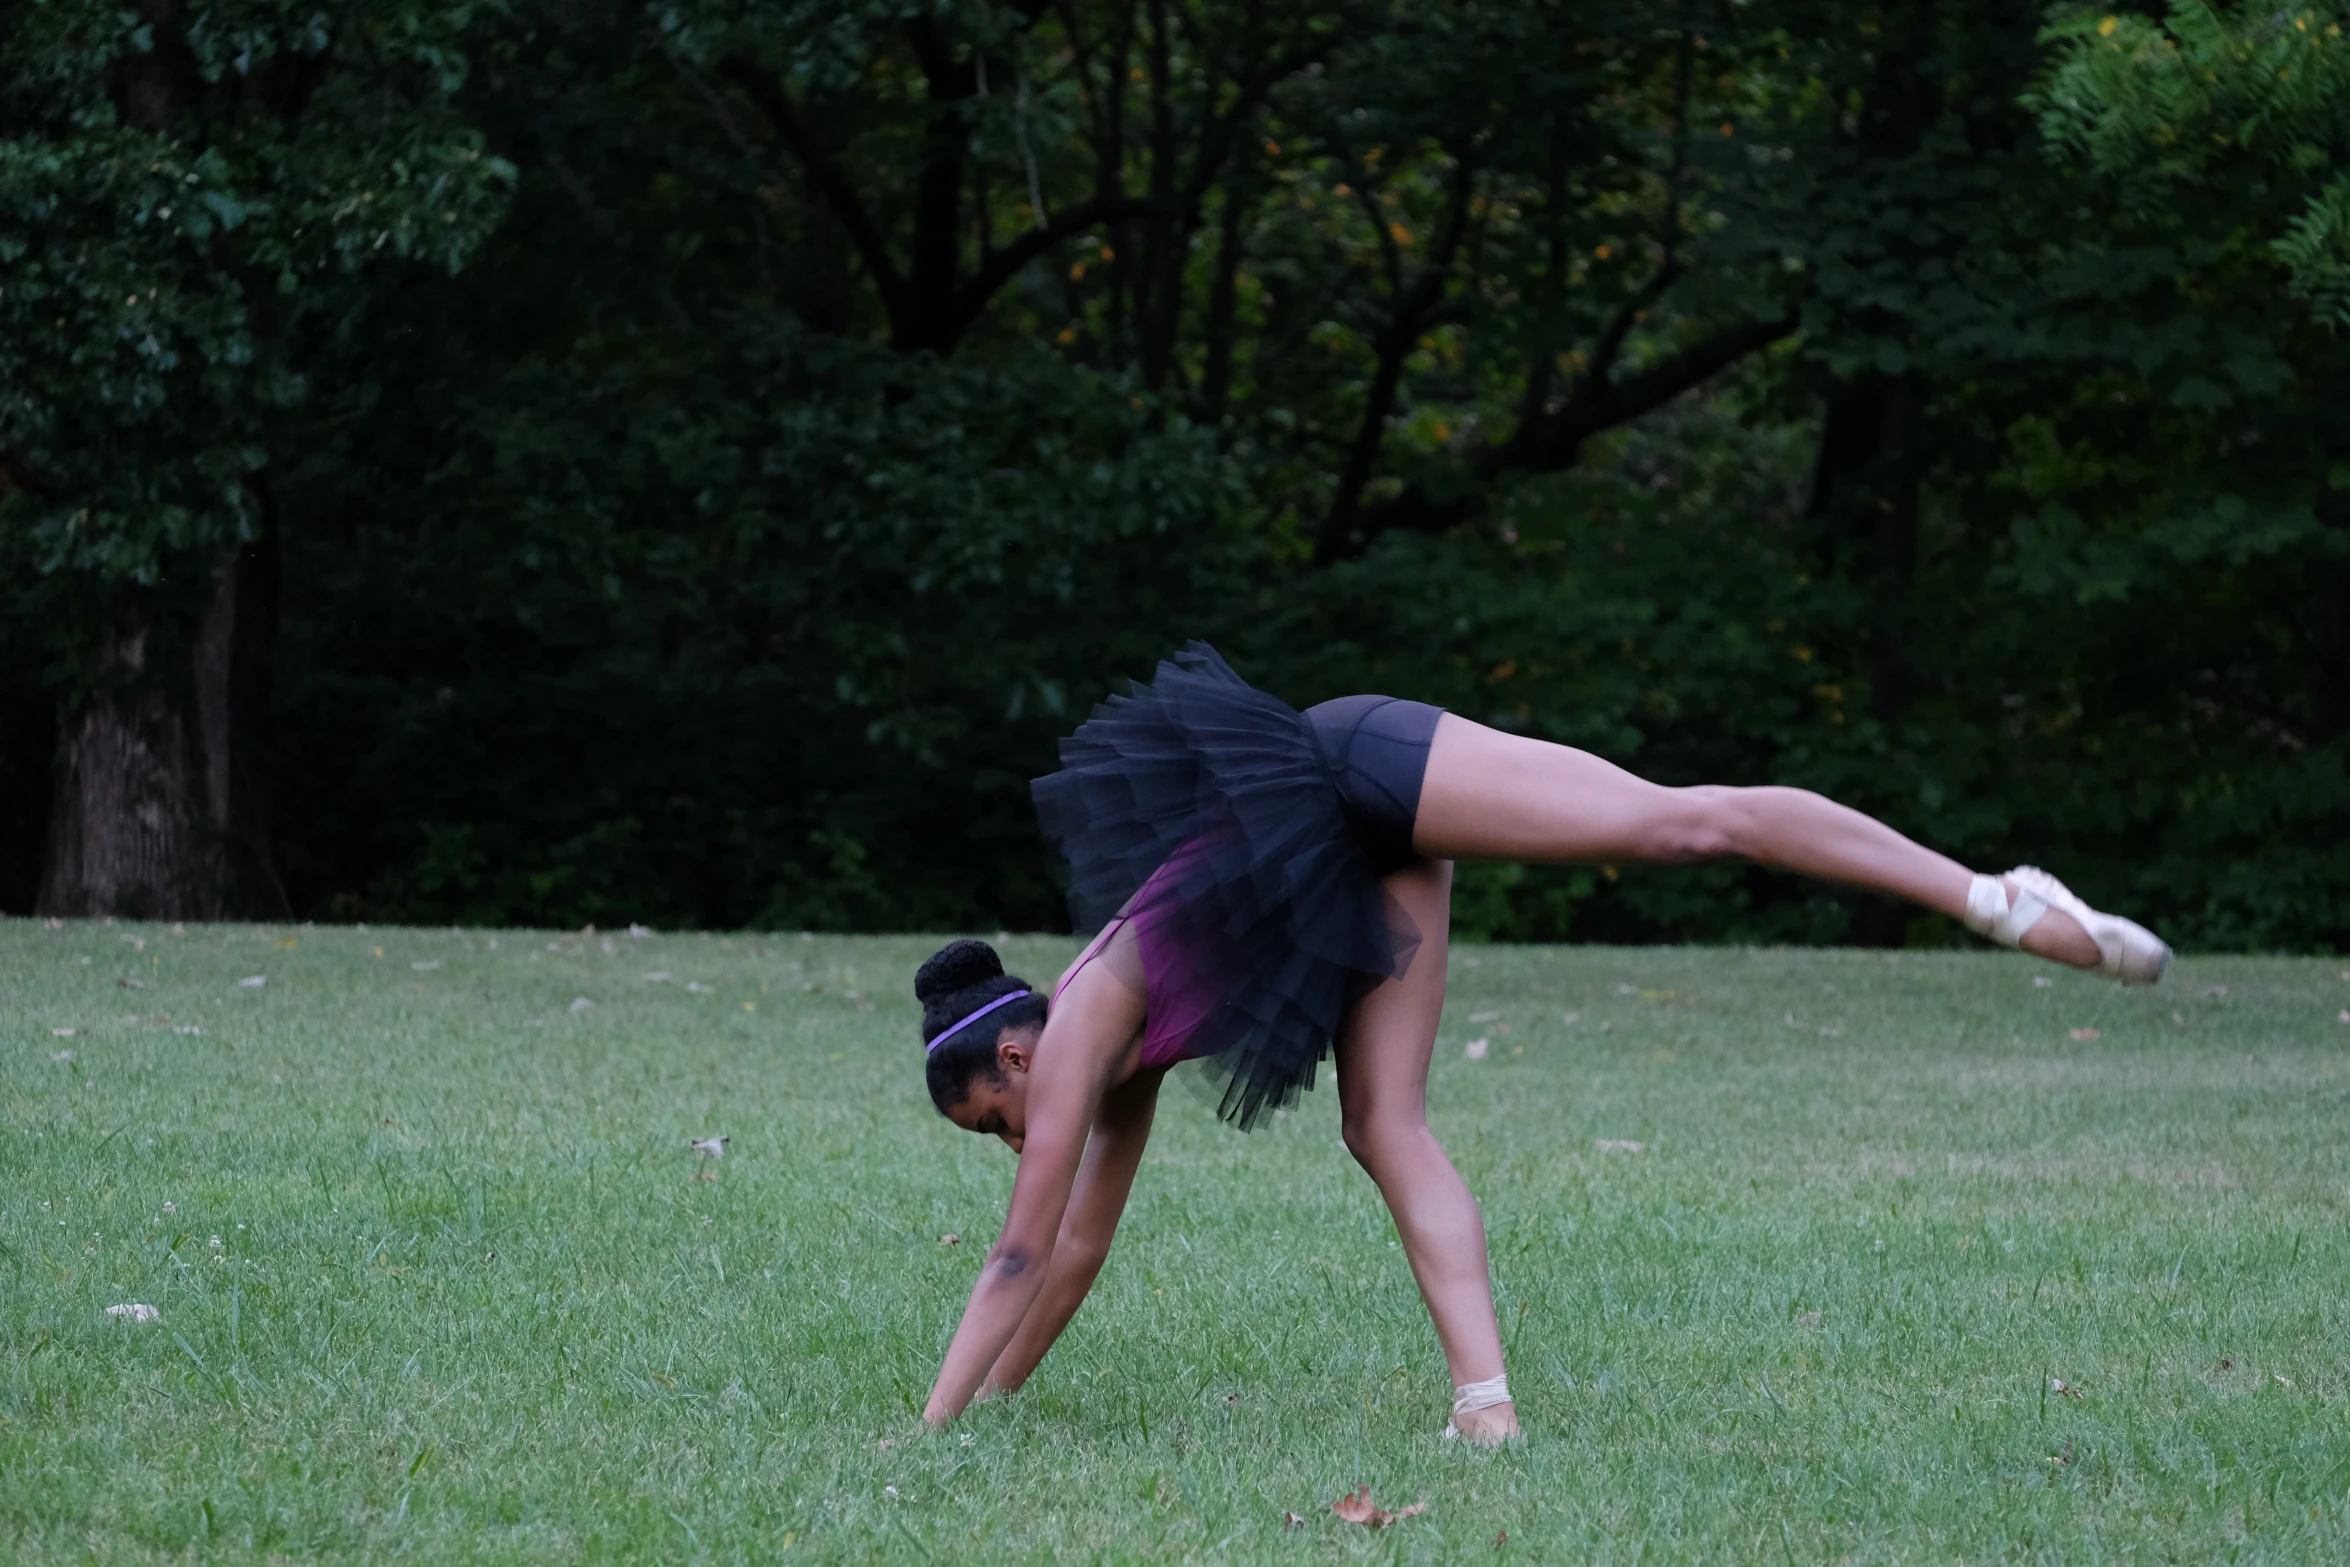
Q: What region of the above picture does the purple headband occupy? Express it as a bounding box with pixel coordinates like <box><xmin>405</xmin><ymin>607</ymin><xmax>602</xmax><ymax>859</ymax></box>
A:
<box><xmin>925</xmin><ymin>989</ymin><xmax>1036</xmax><ymax>1054</ymax></box>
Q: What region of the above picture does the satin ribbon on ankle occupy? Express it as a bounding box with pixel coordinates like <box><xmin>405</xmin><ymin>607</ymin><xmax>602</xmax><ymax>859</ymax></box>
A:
<box><xmin>1442</xmin><ymin>1373</ymin><xmax>1512</xmax><ymax>1439</ymax></box>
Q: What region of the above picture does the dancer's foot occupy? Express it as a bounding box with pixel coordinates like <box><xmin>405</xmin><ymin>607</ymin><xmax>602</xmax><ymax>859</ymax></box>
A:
<box><xmin>1446</xmin><ymin>1401</ymin><xmax>1520</xmax><ymax>1446</ymax></box>
<box><xmin>1965</xmin><ymin>867</ymin><xmax>2172</xmax><ymax>984</ymax></box>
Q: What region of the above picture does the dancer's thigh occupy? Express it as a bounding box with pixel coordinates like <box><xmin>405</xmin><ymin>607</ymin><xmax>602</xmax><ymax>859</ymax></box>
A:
<box><xmin>1414</xmin><ymin>713</ymin><xmax>1695</xmax><ymax>864</ymax></box>
<box><xmin>1333</xmin><ymin>857</ymin><xmax>1453</xmax><ymax>1129</ymax></box>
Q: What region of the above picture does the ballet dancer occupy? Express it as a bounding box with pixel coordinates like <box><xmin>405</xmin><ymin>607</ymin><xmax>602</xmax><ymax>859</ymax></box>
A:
<box><xmin>914</xmin><ymin>643</ymin><xmax>2169</xmax><ymax>1440</ymax></box>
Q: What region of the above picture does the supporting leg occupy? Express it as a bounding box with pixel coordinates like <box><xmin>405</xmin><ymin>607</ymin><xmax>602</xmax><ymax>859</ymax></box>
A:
<box><xmin>1333</xmin><ymin>857</ymin><xmax>1520</xmax><ymax>1444</ymax></box>
<box><xmin>1413</xmin><ymin>716</ymin><xmax>2103</xmax><ymax>968</ymax></box>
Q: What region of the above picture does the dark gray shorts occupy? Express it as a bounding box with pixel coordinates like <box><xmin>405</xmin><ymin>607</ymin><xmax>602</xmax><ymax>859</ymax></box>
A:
<box><xmin>1305</xmin><ymin>694</ymin><xmax>1445</xmax><ymax>877</ymax></box>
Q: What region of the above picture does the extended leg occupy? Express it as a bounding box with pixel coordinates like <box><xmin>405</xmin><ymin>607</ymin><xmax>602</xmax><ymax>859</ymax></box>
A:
<box><xmin>1332</xmin><ymin>857</ymin><xmax>1519</xmax><ymax>1444</ymax></box>
<box><xmin>1413</xmin><ymin>716</ymin><xmax>2106</xmax><ymax>968</ymax></box>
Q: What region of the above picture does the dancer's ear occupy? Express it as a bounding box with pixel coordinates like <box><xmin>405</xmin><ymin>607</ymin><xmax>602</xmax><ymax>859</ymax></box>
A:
<box><xmin>994</xmin><ymin>1026</ymin><xmax>1038</xmax><ymax>1077</ymax></box>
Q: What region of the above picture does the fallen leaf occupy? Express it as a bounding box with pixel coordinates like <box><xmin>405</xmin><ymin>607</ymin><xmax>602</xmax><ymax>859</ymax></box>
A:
<box><xmin>1463</xmin><ymin>1037</ymin><xmax>1490</xmax><ymax>1060</ymax></box>
<box><xmin>1331</xmin><ymin>1486</ymin><xmax>1426</xmax><ymax>1528</ymax></box>
<box><xmin>2218</xmin><ymin>1357</ymin><xmax>2232</xmax><ymax>1369</ymax></box>
<box><xmin>1594</xmin><ymin>1139</ymin><xmax>1649</xmax><ymax>1153</ymax></box>
<box><xmin>690</xmin><ymin>1170</ymin><xmax>718</xmax><ymax>1183</ymax></box>
<box><xmin>1495</xmin><ymin>1531</ymin><xmax>1508</xmax><ymax>1548</ymax></box>
<box><xmin>105</xmin><ymin>1303</ymin><xmax>160</xmax><ymax>1323</ymax></box>
<box><xmin>50</xmin><ymin>1027</ymin><xmax>74</xmax><ymax>1038</ymax></box>
<box><xmin>116</xmin><ymin>976</ymin><xmax>144</xmax><ymax>989</ymax></box>
<box><xmin>1797</xmin><ymin>1310</ymin><xmax>1822</xmax><ymax>1330</ymax></box>
<box><xmin>2068</xmin><ymin>1027</ymin><xmax>2101</xmax><ymax>1040</ymax></box>
<box><xmin>689</xmin><ymin>1135</ymin><xmax>728</xmax><ymax>1159</ymax></box>
<box><xmin>1562</xmin><ymin>1011</ymin><xmax>1580</xmax><ymax>1025</ymax></box>
<box><xmin>237</xmin><ymin>976</ymin><xmax>266</xmax><ymax>988</ymax></box>
<box><xmin>569</xmin><ymin>996</ymin><xmax>595</xmax><ymax>1013</ymax></box>
<box><xmin>1281</xmin><ymin>1511</ymin><xmax>1306</xmax><ymax>1528</ymax></box>
<box><xmin>411</xmin><ymin>960</ymin><xmax>440</xmax><ymax>972</ymax></box>
<box><xmin>939</xmin><ymin>1233</ymin><xmax>962</xmax><ymax>1246</ymax></box>
<box><xmin>2275</xmin><ymin>1373</ymin><xmax>2294</xmax><ymax>1388</ymax></box>
<box><xmin>2337</xmin><ymin>1010</ymin><xmax>2348</xmax><ymax>1023</ymax></box>
<box><xmin>2033</xmin><ymin>976</ymin><xmax>2053</xmax><ymax>988</ymax></box>
<box><xmin>2049</xmin><ymin>1377</ymin><xmax>2083</xmax><ymax>1399</ymax></box>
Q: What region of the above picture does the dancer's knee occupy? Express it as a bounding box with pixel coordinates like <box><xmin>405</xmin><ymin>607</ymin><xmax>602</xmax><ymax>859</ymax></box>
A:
<box><xmin>1648</xmin><ymin>785</ymin><xmax>1746</xmax><ymax>862</ymax></box>
<box><xmin>1341</xmin><ymin>1107</ymin><xmax>1430</xmax><ymax>1174</ymax></box>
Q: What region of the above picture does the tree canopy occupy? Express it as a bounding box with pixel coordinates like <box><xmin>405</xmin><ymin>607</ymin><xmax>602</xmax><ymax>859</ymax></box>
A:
<box><xmin>2</xmin><ymin>1</ymin><xmax>2344</xmax><ymax>951</ymax></box>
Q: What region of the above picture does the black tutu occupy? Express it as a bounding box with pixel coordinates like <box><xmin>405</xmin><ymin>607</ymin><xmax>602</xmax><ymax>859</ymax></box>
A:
<box><xmin>1031</xmin><ymin>644</ymin><xmax>1420</xmax><ymax>1129</ymax></box>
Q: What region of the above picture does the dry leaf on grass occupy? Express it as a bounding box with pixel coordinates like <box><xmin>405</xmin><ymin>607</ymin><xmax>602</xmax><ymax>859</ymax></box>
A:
<box><xmin>1281</xmin><ymin>1511</ymin><xmax>1306</xmax><ymax>1528</ymax></box>
<box><xmin>2048</xmin><ymin>1377</ymin><xmax>2083</xmax><ymax>1399</ymax></box>
<box><xmin>2067</xmin><ymin>1027</ymin><xmax>2101</xmax><ymax>1040</ymax></box>
<box><xmin>1463</xmin><ymin>1037</ymin><xmax>1490</xmax><ymax>1060</ymax></box>
<box><xmin>939</xmin><ymin>1233</ymin><xmax>962</xmax><ymax>1245</ymax></box>
<box><xmin>1330</xmin><ymin>1486</ymin><xmax>1426</xmax><ymax>1527</ymax></box>
<box><xmin>1594</xmin><ymin>1139</ymin><xmax>1649</xmax><ymax>1153</ymax></box>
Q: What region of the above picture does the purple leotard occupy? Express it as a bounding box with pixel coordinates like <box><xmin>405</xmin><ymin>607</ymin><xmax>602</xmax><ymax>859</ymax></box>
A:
<box><xmin>1050</xmin><ymin>840</ymin><xmax>1223</xmax><ymax>1070</ymax></box>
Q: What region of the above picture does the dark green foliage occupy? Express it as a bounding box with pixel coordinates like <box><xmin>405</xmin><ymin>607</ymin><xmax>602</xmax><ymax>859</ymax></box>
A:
<box><xmin>2</xmin><ymin>1</ymin><xmax>2343</xmax><ymax>949</ymax></box>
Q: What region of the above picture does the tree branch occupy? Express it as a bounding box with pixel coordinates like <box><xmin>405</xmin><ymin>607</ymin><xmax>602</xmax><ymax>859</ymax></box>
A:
<box><xmin>951</xmin><ymin>193</ymin><xmax>1187</xmax><ymax>343</ymax></box>
<box><xmin>718</xmin><ymin>56</ymin><xmax>908</xmax><ymax>322</ymax></box>
<box><xmin>1347</xmin><ymin>313</ymin><xmax>1800</xmax><ymax>547</ymax></box>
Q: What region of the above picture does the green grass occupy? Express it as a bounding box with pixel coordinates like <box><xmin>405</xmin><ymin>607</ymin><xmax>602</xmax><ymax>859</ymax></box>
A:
<box><xmin>4</xmin><ymin>918</ymin><xmax>2348</xmax><ymax>1563</ymax></box>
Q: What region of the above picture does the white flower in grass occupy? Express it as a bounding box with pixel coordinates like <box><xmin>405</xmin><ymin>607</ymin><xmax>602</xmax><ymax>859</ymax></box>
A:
<box><xmin>106</xmin><ymin>1303</ymin><xmax>160</xmax><ymax>1323</ymax></box>
<box><xmin>208</xmin><ymin>1235</ymin><xmax>223</xmax><ymax>1250</ymax></box>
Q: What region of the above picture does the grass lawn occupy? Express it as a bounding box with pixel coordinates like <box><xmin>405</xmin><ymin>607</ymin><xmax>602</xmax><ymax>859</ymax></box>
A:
<box><xmin>4</xmin><ymin>917</ymin><xmax>2348</xmax><ymax>1563</ymax></box>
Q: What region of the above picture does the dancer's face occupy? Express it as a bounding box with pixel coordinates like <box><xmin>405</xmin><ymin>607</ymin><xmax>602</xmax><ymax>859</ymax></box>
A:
<box><xmin>945</xmin><ymin>1027</ymin><xmax>1036</xmax><ymax>1153</ymax></box>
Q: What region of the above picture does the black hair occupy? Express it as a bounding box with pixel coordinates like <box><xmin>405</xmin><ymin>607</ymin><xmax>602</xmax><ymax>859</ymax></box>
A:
<box><xmin>917</xmin><ymin>939</ymin><xmax>1048</xmax><ymax>1117</ymax></box>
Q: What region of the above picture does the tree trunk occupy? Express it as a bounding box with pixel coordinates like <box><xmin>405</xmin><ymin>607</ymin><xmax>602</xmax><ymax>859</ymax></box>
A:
<box><xmin>39</xmin><ymin>595</ymin><xmax>215</xmax><ymax>919</ymax></box>
<box><xmin>37</xmin><ymin>542</ymin><xmax>289</xmax><ymax>921</ymax></box>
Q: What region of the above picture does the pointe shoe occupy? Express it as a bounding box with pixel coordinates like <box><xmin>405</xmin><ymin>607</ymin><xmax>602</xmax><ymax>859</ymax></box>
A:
<box><xmin>1442</xmin><ymin>1374</ymin><xmax>1518</xmax><ymax>1444</ymax></box>
<box><xmin>1964</xmin><ymin>866</ymin><xmax>2172</xmax><ymax>985</ymax></box>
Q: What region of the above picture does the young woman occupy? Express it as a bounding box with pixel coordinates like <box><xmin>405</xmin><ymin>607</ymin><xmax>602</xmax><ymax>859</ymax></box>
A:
<box><xmin>915</xmin><ymin>644</ymin><xmax>2169</xmax><ymax>1441</ymax></box>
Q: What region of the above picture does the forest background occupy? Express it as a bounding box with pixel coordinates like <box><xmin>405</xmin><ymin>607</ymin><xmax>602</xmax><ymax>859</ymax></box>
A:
<box><xmin>2</xmin><ymin>0</ymin><xmax>2344</xmax><ymax>951</ymax></box>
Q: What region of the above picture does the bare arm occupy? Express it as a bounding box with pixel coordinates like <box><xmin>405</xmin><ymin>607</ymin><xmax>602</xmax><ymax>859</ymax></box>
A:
<box><xmin>921</xmin><ymin>958</ymin><xmax>1143</xmax><ymax>1425</ymax></box>
<box><xmin>983</xmin><ymin>1069</ymin><xmax>1161</xmax><ymax>1395</ymax></box>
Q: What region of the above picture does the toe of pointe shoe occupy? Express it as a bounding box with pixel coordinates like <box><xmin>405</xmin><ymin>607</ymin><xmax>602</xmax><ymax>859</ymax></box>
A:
<box><xmin>2106</xmin><ymin>919</ymin><xmax>2173</xmax><ymax>986</ymax></box>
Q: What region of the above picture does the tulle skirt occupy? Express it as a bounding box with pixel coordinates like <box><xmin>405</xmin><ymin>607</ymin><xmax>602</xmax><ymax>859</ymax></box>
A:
<box><xmin>1031</xmin><ymin>643</ymin><xmax>1421</xmax><ymax>1129</ymax></box>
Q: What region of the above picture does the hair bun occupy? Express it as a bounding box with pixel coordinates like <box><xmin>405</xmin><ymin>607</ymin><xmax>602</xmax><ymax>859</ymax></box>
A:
<box><xmin>914</xmin><ymin>938</ymin><xmax>1004</xmax><ymax>1004</ymax></box>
